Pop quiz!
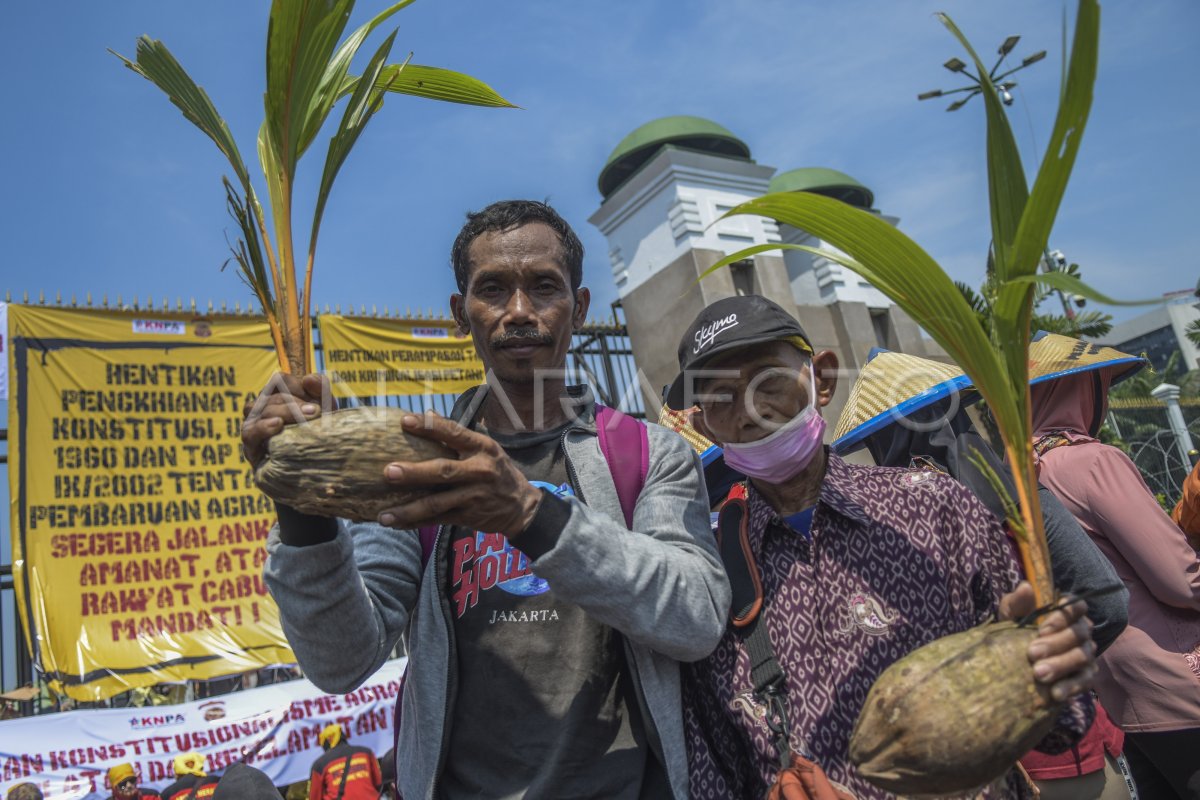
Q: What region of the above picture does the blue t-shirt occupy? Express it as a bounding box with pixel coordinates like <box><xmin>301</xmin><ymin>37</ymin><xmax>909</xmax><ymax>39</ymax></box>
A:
<box><xmin>784</xmin><ymin>507</ymin><xmax>815</xmax><ymax>540</ymax></box>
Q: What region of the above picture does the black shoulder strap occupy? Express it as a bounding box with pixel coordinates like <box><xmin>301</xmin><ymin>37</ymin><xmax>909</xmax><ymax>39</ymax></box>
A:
<box><xmin>716</xmin><ymin>497</ymin><xmax>763</xmax><ymax>628</ymax></box>
<box><xmin>716</xmin><ymin>496</ymin><xmax>792</xmax><ymax>769</ymax></box>
<box><xmin>334</xmin><ymin>753</ymin><xmax>352</xmax><ymax>800</ymax></box>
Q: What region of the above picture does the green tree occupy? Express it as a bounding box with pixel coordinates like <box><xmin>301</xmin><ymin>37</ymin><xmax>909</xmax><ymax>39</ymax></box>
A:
<box><xmin>1186</xmin><ymin>317</ymin><xmax>1200</xmax><ymax>348</ymax></box>
<box><xmin>1102</xmin><ymin>351</ymin><xmax>1197</xmax><ymax>503</ymax></box>
<box><xmin>1110</xmin><ymin>350</ymin><xmax>1182</xmax><ymax>398</ymax></box>
<box><xmin>1106</xmin><ymin>349</ymin><xmax>1200</xmax><ymax>398</ymax></box>
<box><xmin>956</xmin><ymin>256</ymin><xmax>1113</xmax><ymax>340</ymax></box>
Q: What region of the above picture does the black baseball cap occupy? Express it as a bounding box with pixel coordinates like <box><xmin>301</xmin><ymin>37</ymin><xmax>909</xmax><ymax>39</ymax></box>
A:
<box><xmin>665</xmin><ymin>295</ymin><xmax>813</xmax><ymax>409</ymax></box>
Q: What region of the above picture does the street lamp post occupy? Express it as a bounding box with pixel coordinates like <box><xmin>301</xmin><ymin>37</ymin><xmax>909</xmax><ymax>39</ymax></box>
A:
<box><xmin>917</xmin><ymin>35</ymin><xmax>1046</xmax><ymax>111</ymax></box>
<box><xmin>921</xmin><ymin>34</ymin><xmax>1089</xmax><ymax>331</ymax></box>
<box><xmin>1042</xmin><ymin>249</ymin><xmax>1083</xmax><ymax>321</ymax></box>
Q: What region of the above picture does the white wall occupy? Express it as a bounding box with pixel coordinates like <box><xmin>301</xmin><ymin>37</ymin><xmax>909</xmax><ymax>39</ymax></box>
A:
<box><xmin>778</xmin><ymin>215</ymin><xmax>897</xmax><ymax>309</ymax></box>
<box><xmin>590</xmin><ymin>148</ymin><xmax>779</xmax><ymax>297</ymax></box>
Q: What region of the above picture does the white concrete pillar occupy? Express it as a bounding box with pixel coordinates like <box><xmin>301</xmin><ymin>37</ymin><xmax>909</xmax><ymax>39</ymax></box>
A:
<box><xmin>1150</xmin><ymin>383</ymin><xmax>1195</xmax><ymax>466</ymax></box>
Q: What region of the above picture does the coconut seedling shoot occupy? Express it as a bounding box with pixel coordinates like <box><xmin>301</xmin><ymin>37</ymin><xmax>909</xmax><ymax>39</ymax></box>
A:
<box><xmin>700</xmin><ymin>0</ymin><xmax>1143</xmax><ymax>792</ymax></box>
<box><xmin>114</xmin><ymin>0</ymin><xmax>514</xmax><ymax>520</ymax></box>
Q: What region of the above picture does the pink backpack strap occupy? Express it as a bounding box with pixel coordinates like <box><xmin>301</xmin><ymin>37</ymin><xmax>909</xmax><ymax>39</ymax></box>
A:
<box><xmin>595</xmin><ymin>405</ymin><xmax>650</xmax><ymax>529</ymax></box>
<box><xmin>418</xmin><ymin>525</ymin><xmax>439</xmax><ymax>568</ymax></box>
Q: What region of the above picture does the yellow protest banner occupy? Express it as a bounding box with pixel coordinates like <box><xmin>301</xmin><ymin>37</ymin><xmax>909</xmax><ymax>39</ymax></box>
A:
<box><xmin>318</xmin><ymin>315</ymin><xmax>484</xmax><ymax>398</ymax></box>
<box><xmin>7</xmin><ymin>306</ymin><xmax>294</xmax><ymax>700</ymax></box>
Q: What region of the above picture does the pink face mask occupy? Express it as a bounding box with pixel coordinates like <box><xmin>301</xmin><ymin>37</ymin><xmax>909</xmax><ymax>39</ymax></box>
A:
<box><xmin>719</xmin><ymin>365</ymin><xmax>826</xmax><ymax>484</ymax></box>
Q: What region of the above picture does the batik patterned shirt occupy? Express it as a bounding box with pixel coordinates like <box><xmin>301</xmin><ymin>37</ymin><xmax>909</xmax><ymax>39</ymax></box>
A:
<box><xmin>683</xmin><ymin>453</ymin><xmax>1087</xmax><ymax>800</ymax></box>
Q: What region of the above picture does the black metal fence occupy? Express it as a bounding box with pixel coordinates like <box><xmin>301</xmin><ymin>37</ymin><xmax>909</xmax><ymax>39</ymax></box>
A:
<box><xmin>1104</xmin><ymin>396</ymin><xmax>1199</xmax><ymax>508</ymax></box>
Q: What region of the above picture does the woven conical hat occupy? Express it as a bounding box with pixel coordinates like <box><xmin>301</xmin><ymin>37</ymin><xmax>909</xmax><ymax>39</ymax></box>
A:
<box><xmin>658</xmin><ymin>404</ymin><xmax>744</xmax><ymax>501</ymax></box>
<box><xmin>831</xmin><ymin>349</ymin><xmax>973</xmax><ymax>454</ymax></box>
<box><xmin>1028</xmin><ymin>331</ymin><xmax>1147</xmax><ymax>387</ymax></box>
<box><xmin>658</xmin><ymin>405</ymin><xmax>720</xmax><ymax>463</ymax></box>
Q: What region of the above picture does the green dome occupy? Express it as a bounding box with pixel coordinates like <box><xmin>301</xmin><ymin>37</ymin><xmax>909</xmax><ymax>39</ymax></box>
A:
<box><xmin>598</xmin><ymin>116</ymin><xmax>751</xmax><ymax>198</ymax></box>
<box><xmin>768</xmin><ymin>167</ymin><xmax>874</xmax><ymax>209</ymax></box>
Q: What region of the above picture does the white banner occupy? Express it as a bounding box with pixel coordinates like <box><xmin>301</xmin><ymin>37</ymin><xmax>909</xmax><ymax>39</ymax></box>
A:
<box><xmin>0</xmin><ymin>301</ymin><xmax>8</xmax><ymax>399</ymax></box>
<box><xmin>0</xmin><ymin>660</ymin><xmax>405</xmax><ymax>799</ymax></box>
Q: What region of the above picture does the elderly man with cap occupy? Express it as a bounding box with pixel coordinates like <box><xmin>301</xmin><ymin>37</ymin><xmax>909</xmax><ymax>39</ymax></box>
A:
<box><xmin>667</xmin><ymin>295</ymin><xmax>1100</xmax><ymax>799</ymax></box>
<box><xmin>307</xmin><ymin>723</ymin><xmax>382</xmax><ymax>800</ymax></box>
<box><xmin>104</xmin><ymin>764</ymin><xmax>160</xmax><ymax>800</ymax></box>
<box><xmin>160</xmin><ymin>753</ymin><xmax>218</xmax><ymax>800</ymax></box>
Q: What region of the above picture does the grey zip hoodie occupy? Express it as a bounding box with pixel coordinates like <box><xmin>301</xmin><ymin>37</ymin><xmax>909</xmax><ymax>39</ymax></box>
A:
<box><xmin>263</xmin><ymin>385</ymin><xmax>731</xmax><ymax>799</ymax></box>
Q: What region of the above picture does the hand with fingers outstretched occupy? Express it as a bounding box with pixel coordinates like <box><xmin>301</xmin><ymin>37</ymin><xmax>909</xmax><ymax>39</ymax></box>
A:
<box><xmin>999</xmin><ymin>581</ymin><xmax>1098</xmax><ymax>704</ymax></box>
<box><xmin>241</xmin><ymin>373</ymin><xmax>333</xmax><ymax>468</ymax></box>
<box><xmin>376</xmin><ymin>411</ymin><xmax>545</xmax><ymax>537</ymax></box>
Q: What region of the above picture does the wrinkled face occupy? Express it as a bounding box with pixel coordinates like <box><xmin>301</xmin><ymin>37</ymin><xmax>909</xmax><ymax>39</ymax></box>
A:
<box><xmin>692</xmin><ymin>341</ymin><xmax>838</xmax><ymax>445</ymax></box>
<box><xmin>451</xmin><ymin>222</ymin><xmax>589</xmax><ymax>386</ymax></box>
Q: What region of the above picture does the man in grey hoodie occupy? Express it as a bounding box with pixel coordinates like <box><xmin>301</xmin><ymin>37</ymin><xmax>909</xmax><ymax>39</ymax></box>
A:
<box><xmin>244</xmin><ymin>200</ymin><xmax>730</xmax><ymax>800</ymax></box>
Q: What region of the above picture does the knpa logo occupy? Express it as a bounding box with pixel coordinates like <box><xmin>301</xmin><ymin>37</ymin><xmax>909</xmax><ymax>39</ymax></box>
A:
<box><xmin>132</xmin><ymin>319</ymin><xmax>186</xmax><ymax>336</ymax></box>
<box><xmin>693</xmin><ymin>313</ymin><xmax>738</xmax><ymax>354</ymax></box>
<box><xmin>129</xmin><ymin>713</ymin><xmax>187</xmax><ymax>730</ymax></box>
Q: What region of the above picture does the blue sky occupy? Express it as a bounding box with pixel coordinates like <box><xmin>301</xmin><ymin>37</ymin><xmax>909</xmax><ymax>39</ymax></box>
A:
<box><xmin>1</xmin><ymin>0</ymin><xmax>1197</xmax><ymax>324</ymax></box>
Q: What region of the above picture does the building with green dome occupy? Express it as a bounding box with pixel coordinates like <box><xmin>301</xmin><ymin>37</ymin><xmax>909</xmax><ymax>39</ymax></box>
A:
<box><xmin>589</xmin><ymin>116</ymin><xmax>893</xmax><ymax>309</ymax></box>
<box><xmin>589</xmin><ymin>116</ymin><xmax>778</xmax><ymax>298</ymax></box>
<box><xmin>589</xmin><ymin>115</ymin><xmax>942</xmax><ymax>417</ymax></box>
<box><xmin>768</xmin><ymin>167</ymin><xmax>894</xmax><ymax>310</ymax></box>
<box><xmin>597</xmin><ymin>116</ymin><xmax>752</xmax><ymax>199</ymax></box>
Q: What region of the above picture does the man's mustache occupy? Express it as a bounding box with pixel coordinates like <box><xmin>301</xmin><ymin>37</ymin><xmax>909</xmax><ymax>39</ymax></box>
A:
<box><xmin>491</xmin><ymin>329</ymin><xmax>554</xmax><ymax>348</ymax></box>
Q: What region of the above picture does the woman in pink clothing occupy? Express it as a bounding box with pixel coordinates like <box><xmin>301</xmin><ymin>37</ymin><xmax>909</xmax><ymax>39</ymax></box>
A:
<box><xmin>1030</xmin><ymin>336</ymin><xmax>1200</xmax><ymax>800</ymax></box>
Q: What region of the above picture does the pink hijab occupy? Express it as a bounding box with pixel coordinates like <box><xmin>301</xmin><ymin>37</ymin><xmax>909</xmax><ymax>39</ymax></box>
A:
<box><xmin>1030</xmin><ymin>368</ymin><xmax>1111</xmax><ymax>447</ymax></box>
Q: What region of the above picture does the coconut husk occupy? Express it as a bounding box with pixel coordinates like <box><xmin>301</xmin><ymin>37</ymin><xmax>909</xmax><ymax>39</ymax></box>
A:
<box><xmin>253</xmin><ymin>407</ymin><xmax>455</xmax><ymax>522</ymax></box>
<box><xmin>849</xmin><ymin>620</ymin><xmax>1060</xmax><ymax>796</ymax></box>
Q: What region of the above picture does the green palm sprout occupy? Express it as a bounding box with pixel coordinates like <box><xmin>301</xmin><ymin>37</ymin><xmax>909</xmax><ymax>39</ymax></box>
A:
<box><xmin>700</xmin><ymin>0</ymin><xmax>1146</xmax><ymax>606</ymax></box>
<box><xmin>112</xmin><ymin>0</ymin><xmax>515</xmax><ymax>374</ymax></box>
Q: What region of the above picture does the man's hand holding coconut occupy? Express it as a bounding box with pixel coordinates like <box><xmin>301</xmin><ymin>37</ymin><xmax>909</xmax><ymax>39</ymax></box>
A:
<box><xmin>241</xmin><ymin>373</ymin><xmax>330</xmax><ymax>468</ymax></box>
<box><xmin>245</xmin><ymin>385</ymin><xmax>546</xmax><ymax>539</ymax></box>
<box><xmin>997</xmin><ymin>582</ymin><xmax>1097</xmax><ymax>703</ymax></box>
<box><xmin>375</xmin><ymin>411</ymin><xmax>545</xmax><ymax>537</ymax></box>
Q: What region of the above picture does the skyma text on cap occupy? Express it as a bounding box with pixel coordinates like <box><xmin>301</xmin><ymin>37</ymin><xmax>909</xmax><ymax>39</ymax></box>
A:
<box><xmin>694</xmin><ymin>314</ymin><xmax>739</xmax><ymax>354</ymax></box>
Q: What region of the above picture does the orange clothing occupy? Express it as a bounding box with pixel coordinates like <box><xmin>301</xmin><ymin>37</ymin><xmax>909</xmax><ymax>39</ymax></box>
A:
<box><xmin>160</xmin><ymin>775</ymin><xmax>218</xmax><ymax>800</ymax></box>
<box><xmin>1172</xmin><ymin>460</ymin><xmax>1200</xmax><ymax>549</ymax></box>
<box><xmin>308</xmin><ymin>744</ymin><xmax>382</xmax><ymax>800</ymax></box>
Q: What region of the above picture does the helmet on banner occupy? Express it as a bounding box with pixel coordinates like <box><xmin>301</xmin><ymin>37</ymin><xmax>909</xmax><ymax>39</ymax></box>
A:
<box><xmin>173</xmin><ymin>752</ymin><xmax>208</xmax><ymax>777</ymax></box>
<box><xmin>6</xmin><ymin>784</ymin><xmax>44</xmax><ymax>800</ymax></box>
<box><xmin>319</xmin><ymin>723</ymin><xmax>344</xmax><ymax>750</ymax></box>
<box><xmin>107</xmin><ymin>763</ymin><xmax>136</xmax><ymax>788</ymax></box>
